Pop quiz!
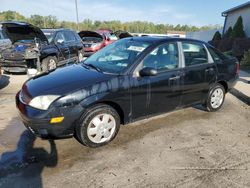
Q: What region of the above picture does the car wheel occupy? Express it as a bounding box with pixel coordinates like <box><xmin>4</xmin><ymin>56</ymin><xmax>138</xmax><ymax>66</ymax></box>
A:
<box><xmin>75</xmin><ymin>104</ymin><xmax>120</xmax><ymax>148</ymax></box>
<box><xmin>41</xmin><ymin>56</ymin><xmax>57</xmax><ymax>72</ymax></box>
<box><xmin>205</xmin><ymin>83</ymin><xmax>225</xmax><ymax>112</ymax></box>
<box><xmin>78</xmin><ymin>50</ymin><xmax>84</xmax><ymax>63</ymax></box>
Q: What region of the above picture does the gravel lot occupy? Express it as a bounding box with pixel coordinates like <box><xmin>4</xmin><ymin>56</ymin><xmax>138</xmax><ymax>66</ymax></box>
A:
<box><xmin>0</xmin><ymin>72</ymin><xmax>250</xmax><ymax>188</ymax></box>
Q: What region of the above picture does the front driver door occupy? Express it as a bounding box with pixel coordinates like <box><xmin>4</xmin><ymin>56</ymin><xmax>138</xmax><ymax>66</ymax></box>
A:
<box><xmin>131</xmin><ymin>42</ymin><xmax>183</xmax><ymax>118</ymax></box>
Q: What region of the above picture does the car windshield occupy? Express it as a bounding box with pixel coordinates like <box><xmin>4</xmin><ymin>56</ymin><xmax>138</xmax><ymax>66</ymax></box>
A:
<box><xmin>83</xmin><ymin>39</ymin><xmax>150</xmax><ymax>74</ymax></box>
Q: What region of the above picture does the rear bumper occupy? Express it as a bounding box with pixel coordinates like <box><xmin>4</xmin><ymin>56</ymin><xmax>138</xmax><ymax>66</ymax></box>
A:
<box><xmin>227</xmin><ymin>75</ymin><xmax>239</xmax><ymax>91</ymax></box>
<box><xmin>16</xmin><ymin>92</ymin><xmax>83</xmax><ymax>139</ymax></box>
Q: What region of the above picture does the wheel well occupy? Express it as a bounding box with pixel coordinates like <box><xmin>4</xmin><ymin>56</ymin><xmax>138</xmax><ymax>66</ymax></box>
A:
<box><xmin>218</xmin><ymin>80</ymin><xmax>228</xmax><ymax>93</ymax></box>
<box><xmin>97</xmin><ymin>101</ymin><xmax>125</xmax><ymax>125</ymax></box>
<box><xmin>41</xmin><ymin>54</ymin><xmax>57</xmax><ymax>62</ymax></box>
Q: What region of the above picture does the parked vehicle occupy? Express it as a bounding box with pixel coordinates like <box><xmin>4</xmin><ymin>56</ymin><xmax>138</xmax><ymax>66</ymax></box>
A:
<box><xmin>114</xmin><ymin>30</ymin><xmax>133</xmax><ymax>39</ymax></box>
<box><xmin>96</xmin><ymin>28</ymin><xmax>117</xmax><ymax>45</ymax></box>
<box><xmin>0</xmin><ymin>29</ymin><xmax>11</xmax><ymax>49</ymax></box>
<box><xmin>16</xmin><ymin>37</ymin><xmax>239</xmax><ymax>147</ymax></box>
<box><xmin>0</xmin><ymin>22</ymin><xmax>84</xmax><ymax>73</ymax></box>
<box><xmin>78</xmin><ymin>31</ymin><xmax>106</xmax><ymax>57</ymax></box>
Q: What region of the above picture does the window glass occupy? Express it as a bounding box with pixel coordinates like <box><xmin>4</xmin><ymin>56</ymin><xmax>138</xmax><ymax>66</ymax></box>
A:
<box><xmin>182</xmin><ymin>42</ymin><xmax>208</xmax><ymax>66</ymax></box>
<box><xmin>84</xmin><ymin>39</ymin><xmax>150</xmax><ymax>74</ymax></box>
<box><xmin>143</xmin><ymin>42</ymin><xmax>179</xmax><ymax>71</ymax></box>
<box><xmin>63</xmin><ymin>31</ymin><xmax>76</xmax><ymax>42</ymax></box>
<box><xmin>207</xmin><ymin>46</ymin><xmax>227</xmax><ymax>62</ymax></box>
<box><xmin>55</xmin><ymin>32</ymin><xmax>65</xmax><ymax>43</ymax></box>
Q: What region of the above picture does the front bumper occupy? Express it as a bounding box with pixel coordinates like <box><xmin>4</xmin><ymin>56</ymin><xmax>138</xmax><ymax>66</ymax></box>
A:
<box><xmin>16</xmin><ymin>92</ymin><xmax>84</xmax><ymax>139</ymax></box>
<box><xmin>0</xmin><ymin>59</ymin><xmax>27</xmax><ymax>72</ymax></box>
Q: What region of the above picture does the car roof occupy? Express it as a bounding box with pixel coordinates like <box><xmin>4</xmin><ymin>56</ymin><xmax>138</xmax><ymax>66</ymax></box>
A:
<box><xmin>130</xmin><ymin>36</ymin><xmax>206</xmax><ymax>44</ymax></box>
<box><xmin>42</xmin><ymin>28</ymin><xmax>74</xmax><ymax>32</ymax></box>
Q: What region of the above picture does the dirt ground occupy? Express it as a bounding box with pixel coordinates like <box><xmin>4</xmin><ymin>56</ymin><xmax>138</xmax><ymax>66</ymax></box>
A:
<box><xmin>0</xmin><ymin>72</ymin><xmax>250</xmax><ymax>188</ymax></box>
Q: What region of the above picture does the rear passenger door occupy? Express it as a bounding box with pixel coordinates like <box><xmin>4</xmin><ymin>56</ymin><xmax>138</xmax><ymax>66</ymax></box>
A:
<box><xmin>181</xmin><ymin>42</ymin><xmax>216</xmax><ymax>106</ymax></box>
<box><xmin>54</xmin><ymin>31</ymin><xmax>70</xmax><ymax>63</ymax></box>
<box><xmin>63</xmin><ymin>31</ymin><xmax>78</xmax><ymax>58</ymax></box>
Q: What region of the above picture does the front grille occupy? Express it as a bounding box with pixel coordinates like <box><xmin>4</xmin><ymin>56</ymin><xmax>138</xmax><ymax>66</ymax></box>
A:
<box><xmin>2</xmin><ymin>52</ymin><xmax>25</xmax><ymax>61</ymax></box>
<box><xmin>83</xmin><ymin>44</ymin><xmax>91</xmax><ymax>48</ymax></box>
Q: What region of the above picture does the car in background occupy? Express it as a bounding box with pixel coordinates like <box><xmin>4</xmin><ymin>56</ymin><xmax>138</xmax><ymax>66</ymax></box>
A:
<box><xmin>0</xmin><ymin>22</ymin><xmax>84</xmax><ymax>73</ymax></box>
<box><xmin>16</xmin><ymin>37</ymin><xmax>239</xmax><ymax>148</ymax></box>
<box><xmin>96</xmin><ymin>28</ymin><xmax>117</xmax><ymax>45</ymax></box>
<box><xmin>79</xmin><ymin>31</ymin><xmax>106</xmax><ymax>57</ymax></box>
<box><xmin>0</xmin><ymin>29</ymin><xmax>11</xmax><ymax>49</ymax></box>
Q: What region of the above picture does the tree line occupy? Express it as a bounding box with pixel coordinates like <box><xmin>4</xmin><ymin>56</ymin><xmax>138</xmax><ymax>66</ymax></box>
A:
<box><xmin>0</xmin><ymin>10</ymin><xmax>221</xmax><ymax>33</ymax></box>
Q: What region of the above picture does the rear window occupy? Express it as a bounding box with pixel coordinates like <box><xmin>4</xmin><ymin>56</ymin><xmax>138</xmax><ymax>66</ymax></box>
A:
<box><xmin>207</xmin><ymin>46</ymin><xmax>228</xmax><ymax>62</ymax></box>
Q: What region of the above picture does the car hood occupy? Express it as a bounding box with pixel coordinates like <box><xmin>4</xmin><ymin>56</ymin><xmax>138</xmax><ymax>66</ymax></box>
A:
<box><xmin>78</xmin><ymin>31</ymin><xmax>103</xmax><ymax>39</ymax></box>
<box><xmin>23</xmin><ymin>64</ymin><xmax>115</xmax><ymax>98</ymax></box>
<box><xmin>1</xmin><ymin>22</ymin><xmax>48</xmax><ymax>44</ymax></box>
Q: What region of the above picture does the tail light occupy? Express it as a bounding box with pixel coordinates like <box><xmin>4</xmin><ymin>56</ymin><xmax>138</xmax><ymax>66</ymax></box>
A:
<box><xmin>236</xmin><ymin>62</ymin><xmax>240</xmax><ymax>74</ymax></box>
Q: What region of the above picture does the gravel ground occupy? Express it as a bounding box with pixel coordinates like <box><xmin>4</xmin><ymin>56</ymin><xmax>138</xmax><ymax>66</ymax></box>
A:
<box><xmin>0</xmin><ymin>73</ymin><xmax>250</xmax><ymax>188</ymax></box>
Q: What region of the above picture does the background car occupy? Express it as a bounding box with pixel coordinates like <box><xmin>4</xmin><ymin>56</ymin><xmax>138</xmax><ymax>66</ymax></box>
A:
<box><xmin>0</xmin><ymin>29</ymin><xmax>11</xmax><ymax>49</ymax></box>
<box><xmin>96</xmin><ymin>28</ymin><xmax>117</xmax><ymax>45</ymax></box>
<box><xmin>78</xmin><ymin>31</ymin><xmax>106</xmax><ymax>57</ymax></box>
<box><xmin>0</xmin><ymin>22</ymin><xmax>84</xmax><ymax>73</ymax></box>
<box><xmin>16</xmin><ymin>37</ymin><xmax>239</xmax><ymax>148</ymax></box>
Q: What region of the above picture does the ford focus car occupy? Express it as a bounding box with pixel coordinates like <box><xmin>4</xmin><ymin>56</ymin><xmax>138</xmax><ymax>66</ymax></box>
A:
<box><xmin>16</xmin><ymin>37</ymin><xmax>239</xmax><ymax>148</ymax></box>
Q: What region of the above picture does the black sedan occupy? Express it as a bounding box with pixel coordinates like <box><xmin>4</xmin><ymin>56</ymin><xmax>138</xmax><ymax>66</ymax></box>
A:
<box><xmin>16</xmin><ymin>37</ymin><xmax>239</xmax><ymax>147</ymax></box>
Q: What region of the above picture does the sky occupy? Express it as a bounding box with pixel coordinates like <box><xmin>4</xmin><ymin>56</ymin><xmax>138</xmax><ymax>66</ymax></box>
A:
<box><xmin>0</xmin><ymin>0</ymin><xmax>249</xmax><ymax>26</ymax></box>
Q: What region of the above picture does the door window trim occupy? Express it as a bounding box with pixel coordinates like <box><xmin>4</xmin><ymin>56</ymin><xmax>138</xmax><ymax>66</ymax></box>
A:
<box><xmin>133</xmin><ymin>41</ymin><xmax>181</xmax><ymax>77</ymax></box>
<box><xmin>181</xmin><ymin>41</ymin><xmax>214</xmax><ymax>68</ymax></box>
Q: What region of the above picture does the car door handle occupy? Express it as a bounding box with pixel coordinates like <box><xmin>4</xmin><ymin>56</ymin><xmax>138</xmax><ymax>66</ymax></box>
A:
<box><xmin>169</xmin><ymin>76</ymin><xmax>180</xmax><ymax>81</ymax></box>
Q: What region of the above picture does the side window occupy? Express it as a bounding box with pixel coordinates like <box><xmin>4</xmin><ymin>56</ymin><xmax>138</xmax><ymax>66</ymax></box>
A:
<box><xmin>54</xmin><ymin>32</ymin><xmax>65</xmax><ymax>43</ymax></box>
<box><xmin>63</xmin><ymin>31</ymin><xmax>76</xmax><ymax>42</ymax></box>
<box><xmin>207</xmin><ymin>46</ymin><xmax>227</xmax><ymax>63</ymax></box>
<box><xmin>143</xmin><ymin>42</ymin><xmax>179</xmax><ymax>71</ymax></box>
<box><xmin>182</xmin><ymin>42</ymin><xmax>208</xmax><ymax>66</ymax></box>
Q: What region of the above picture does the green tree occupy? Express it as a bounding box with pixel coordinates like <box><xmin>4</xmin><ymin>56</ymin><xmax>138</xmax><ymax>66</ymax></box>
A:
<box><xmin>212</xmin><ymin>31</ymin><xmax>222</xmax><ymax>40</ymax></box>
<box><xmin>224</xmin><ymin>27</ymin><xmax>233</xmax><ymax>39</ymax></box>
<box><xmin>232</xmin><ymin>16</ymin><xmax>245</xmax><ymax>38</ymax></box>
<box><xmin>30</xmin><ymin>15</ymin><xmax>45</xmax><ymax>28</ymax></box>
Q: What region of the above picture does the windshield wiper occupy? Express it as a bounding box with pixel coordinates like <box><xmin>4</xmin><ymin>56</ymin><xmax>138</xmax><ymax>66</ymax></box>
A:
<box><xmin>83</xmin><ymin>63</ymin><xmax>102</xmax><ymax>72</ymax></box>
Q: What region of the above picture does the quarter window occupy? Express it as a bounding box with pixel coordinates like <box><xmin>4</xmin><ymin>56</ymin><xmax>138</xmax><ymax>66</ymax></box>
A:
<box><xmin>143</xmin><ymin>42</ymin><xmax>179</xmax><ymax>71</ymax></box>
<box><xmin>182</xmin><ymin>42</ymin><xmax>208</xmax><ymax>66</ymax></box>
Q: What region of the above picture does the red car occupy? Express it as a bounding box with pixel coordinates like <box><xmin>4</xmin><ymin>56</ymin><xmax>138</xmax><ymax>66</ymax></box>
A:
<box><xmin>78</xmin><ymin>31</ymin><xmax>106</xmax><ymax>57</ymax></box>
<box><xmin>96</xmin><ymin>29</ymin><xmax>117</xmax><ymax>45</ymax></box>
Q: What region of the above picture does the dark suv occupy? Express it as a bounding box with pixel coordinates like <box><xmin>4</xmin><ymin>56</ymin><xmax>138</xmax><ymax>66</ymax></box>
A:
<box><xmin>0</xmin><ymin>22</ymin><xmax>84</xmax><ymax>72</ymax></box>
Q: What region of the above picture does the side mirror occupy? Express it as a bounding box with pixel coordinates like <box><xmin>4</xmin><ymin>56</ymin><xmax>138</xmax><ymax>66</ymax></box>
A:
<box><xmin>139</xmin><ymin>67</ymin><xmax>157</xmax><ymax>77</ymax></box>
<box><xmin>56</xmin><ymin>39</ymin><xmax>64</xmax><ymax>44</ymax></box>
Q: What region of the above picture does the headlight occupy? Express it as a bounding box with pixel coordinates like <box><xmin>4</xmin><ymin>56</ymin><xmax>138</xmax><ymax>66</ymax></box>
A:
<box><xmin>91</xmin><ymin>43</ymin><xmax>101</xmax><ymax>48</ymax></box>
<box><xmin>29</xmin><ymin>95</ymin><xmax>60</xmax><ymax>110</ymax></box>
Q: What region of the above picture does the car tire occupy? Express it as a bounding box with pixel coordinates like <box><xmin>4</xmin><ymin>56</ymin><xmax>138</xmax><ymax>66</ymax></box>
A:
<box><xmin>204</xmin><ymin>83</ymin><xmax>225</xmax><ymax>112</ymax></box>
<box><xmin>75</xmin><ymin>104</ymin><xmax>120</xmax><ymax>148</ymax></box>
<box><xmin>78</xmin><ymin>50</ymin><xmax>84</xmax><ymax>63</ymax></box>
<box><xmin>41</xmin><ymin>56</ymin><xmax>57</xmax><ymax>72</ymax></box>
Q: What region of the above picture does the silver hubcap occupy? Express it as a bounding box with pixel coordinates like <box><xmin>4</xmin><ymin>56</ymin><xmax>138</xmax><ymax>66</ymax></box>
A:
<box><xmin>87</xmin><ymin>114</ymin><xmax>116</xmax><ymax>144</ymax></box>
<box><xmin>210</xmin><ymin>88</ymin><xmax>224</xmax><ymax>109</ymax></box>
<box><xmin>48</xmin><ymin>59</ymin><xmax>56</xmax><ymax>70</ymax></box>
